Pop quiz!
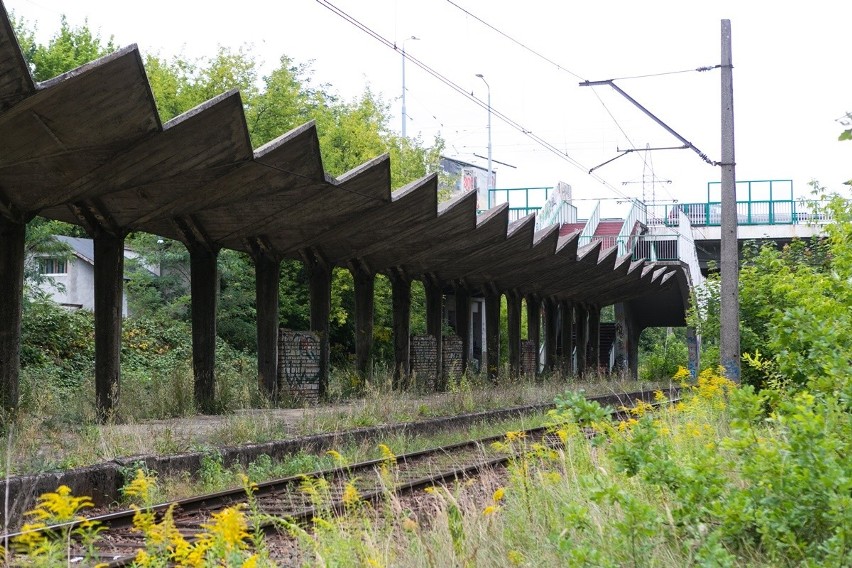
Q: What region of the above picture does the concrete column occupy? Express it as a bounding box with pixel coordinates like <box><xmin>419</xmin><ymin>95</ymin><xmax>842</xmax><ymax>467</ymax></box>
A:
<box><xmin>560</xmin><ymin>300</ymin><xmax>574</xmax><ymax>377</ymax></box>
<box><xmin>575</xmin><ymin>304</ymin><xmax>588</xmax><ymax>376</ymax></box>
<box><xmin>613</xmin><ymin>303</ymin><xmax>629</xmax><ymax>374</ymax></box>
<box><xmin>544</xmin><ymin>298</ymin><xmax>558</xmax><ymax>373</ymax></box>
<box><xmin>352</xmin><ymin>266</ymin><xmax>375</xmax><ymax>381</ymax></box>
<box><xmin>454</xmin><ymin>285</ymin><xmax>471</xmax><ymax>373</ymax></box>
<box><xmin>484</xmin><ymin>290</ymin><xmax>501</xmax><ymax>383</ymax></box>
<box><xmin>0</xmin><ymin>219</ymin><xmax>25</xmax><ymax>411</ymax></box>
<box><xmin>389</xmin><ymin>271</ymin><xmax>411</xmax><ymax>389</ymax></box>
<box><xmin>687</xmin><ymin>326</ymin><xmax>700</xmax><ymax>378</ymax></box>
<box><xmin>254</xmin><ymin>252</ymin><xmax>280</xmax><ymax>401</ymax></box>
<box><xmin>424</xmin><ymin>276</ymin><xmax>443</xmax><ymax>390</ymax></box>
<box><xmin>588</xmin><ymin>304</ymin><xmax>601</xmax><ymax>375</ymax></box>
<box><xmin>628</xmin><ymin>324</ymin><xmax>640</xmax><ymax>380</ymax></box>
<box><xmin>506</xmin><ymin>291</ymin><xmax>522</xmax><ymax>377</ymax></box>
<box><xmin>308</xmin><ymin>258</ymin><xmax>331</xmax><ymax>399</ymax></box>
<box><xmin>527</xmin><ymin>295</ymin><xmax>542</xmax><ymax>375</ymax></box>
<box><xmin>93</xmin><ymin>233</ymin><xmax>125</xmax><ymax>419</ymax></box>
<box><xmin>189</xmin><ymin>245</ymin><xmax>219</xmax><ymax>414</ymax></box>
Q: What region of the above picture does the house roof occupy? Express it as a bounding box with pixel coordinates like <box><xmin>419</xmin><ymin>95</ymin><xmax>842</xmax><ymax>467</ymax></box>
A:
<box><xmin>54</xmin><ymin>235</ymin><xmax>94</xmax><ymax>265</ymax></box>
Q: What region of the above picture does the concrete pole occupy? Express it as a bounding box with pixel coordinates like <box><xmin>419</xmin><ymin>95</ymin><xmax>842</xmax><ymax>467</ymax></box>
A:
<box><xmin>484</xmin><ymin>290</ymin><xmax>501</xmax><ymax>383</ymax></box>
<box><xmin>613</xmin><ymin>303</ymin><xmax>629</xmax><ymax>374</ymax></box>
<box><xmin>189</xmin><ymin>245</ymin><xmax>219</xmax><ymax>414</ymax></box>
<box><xmin>587</xmin><ymin>304</ymin><xmax>601</xmax><ymax>376</ymax></box>
<box><xmin>506</xmin><ymin>291</ymin><xmax>522</xmax><ymax>377</ymax></box>
<box><xmin>575</xmin><ymin>304</ymin><xmax>588</xmax><ymax>376</ymax></box>
<box><xmin>720</xmin><ymin>19</ymin><xmax>740</xmax><ymax>382</ymax></box>
<box><xmin>454</xmin><ymin>285</ymin><xmax>471</xmax><ymax>373</ymax></box>
<box><xmin>390</xmin><ymin>271</ymin><xmax>411</xmax><ymax>389</ymax></box>
<box><xmin>476</xmin><ymin>74</ymin><xmax>492</xmax><ymax>207</ymax></box>
<box><xmin>560</xmin><ymin>300</ymin><xmax>574</xmax><ymax>377</ymax></box>
<box><xmin>352</xmin><ymin>266</ymin><xmax>375</xmax><ymax>381</ymax></box>
<box><xmin>526</xmin><ymin>295</ymin><xmax>542</xmax><ymax>375</ymax></box>
<box><xmin>254</xmin><ymin>252</ymin><xmax>280</xmax><ymax>402</ymax></box>
<box><xmin>308</xmin><ymin>260</ymin><xmax>332</xmax><ymax>399</ymax></box>
<box><xmin>93</xmin><ymin>233</ymin><xmax>125</xmax><ymax>420</ymax></box>
<box><xmin>544</xmin><ymin>298</ymin><xmax>558</xmax><ymax>373</ymax></box>
<box><xmin>0</xmin><ymin>219</ymin><xmax>25</xmax><ymax>411</ymax></box>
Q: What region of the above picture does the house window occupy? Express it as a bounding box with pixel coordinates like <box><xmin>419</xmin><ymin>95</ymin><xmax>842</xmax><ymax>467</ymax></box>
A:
<box><xmin>39</xmin><ymin>258</ymin><xmax>67</xmax><ymax>274</ymax></box>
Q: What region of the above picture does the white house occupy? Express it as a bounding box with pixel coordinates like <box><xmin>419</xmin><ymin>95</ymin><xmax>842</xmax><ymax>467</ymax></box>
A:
<box><xmin>36</xmin><ymin>235</ymin><xmax>155</xmax><ymax>317</ymax></box>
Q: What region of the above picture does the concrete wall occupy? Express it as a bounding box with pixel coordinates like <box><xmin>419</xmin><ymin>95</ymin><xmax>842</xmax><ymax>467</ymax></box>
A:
<box><xmin>410</xmin><ymin>334</ymin><xmax>437</xmax><ymax>390</ymax></box>
<box><xmin>442</xmin><ymin>335</ymin><xmax>463</xmax><ymax>383</ymax></box>
<box><xmin>521</xmin><ymin>340</ymin><xmax>536</xmax><ymax>376</ymax></box>
<box><xmin>278</xmin><ymin>329</ymin><xmax>321</xmax><ymax>404</ymax></box>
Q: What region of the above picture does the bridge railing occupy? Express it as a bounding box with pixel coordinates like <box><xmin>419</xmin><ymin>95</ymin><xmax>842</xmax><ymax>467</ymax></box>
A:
<box><xmin>646</xmin><ymin>198</ymin><xmax>832</xmax><ymax>227</ymax></box>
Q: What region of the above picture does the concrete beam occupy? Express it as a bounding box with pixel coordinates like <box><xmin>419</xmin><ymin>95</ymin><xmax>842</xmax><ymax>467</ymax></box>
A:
<box><xmin>0</xmin><ymin>218</ymin><xmax>25</xmax><ymax>410</ymax></box>
<box><xmin>485</xmin><ymin>290</ymin><xmax>501</xmax><ymax>383</ymax></box>
<box><xmin>588</xmin><ymin>304</ymin><xmax>601</xmax><ymax>375</ymax></box>
<box><xmin>305</xmin><ymin>249</ymin><xmax>331</xmax><ymax>399</ymax></box>
<box><xmin>389</xmin><ymin>269</ymin><xmax>411</xmax><ymax>389</ymax></box>
<box><xmin>352</xmin><ymin>264</ymin><xmax>375</xmax><ymax>381</ymax></box>
<box><xmin>560</xmin><ymin>300</ymin><xmax>574</xmax><ymax>377</ymax></box>
<box><xmin>527</xmin><ymin>295</ymin><xmax>542</xmax><ymax>376</ymax></box>
<box><xmin>575</xmin><ymin>304</ymin><xmax>588</xmax><ymax>376</ymax></box>
<box><xmin>506</xmin><ymin>291</ymin><xmax>522</xmax><ymax>378</ymax></box>
<box><xmin>252</xmin><ymin>247</ymin><xmax>280</xmax><ymax>402</ymax></box>
<box><xmin>454</xmin><ymin>284</ymin><xmax>471</xmax><ymax>374</ymax></box>
<box><xmin>544</xmin><ymin>298</ymin><xmax>558</xmax><ymax>373</ymax></box>
<box><xmin>188</xmin><ymin>244</ymin><xmax>219</xmax><ymax>414</ymax></box>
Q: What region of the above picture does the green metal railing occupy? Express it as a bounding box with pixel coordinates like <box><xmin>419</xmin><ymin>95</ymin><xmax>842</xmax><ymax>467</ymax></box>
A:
<box><xmin>647</xmin><ymin>200</ymin><xmax>801</xmax><ymax>227</ymax></box>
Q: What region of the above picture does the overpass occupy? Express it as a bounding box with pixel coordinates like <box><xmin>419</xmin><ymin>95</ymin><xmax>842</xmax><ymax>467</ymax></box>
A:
<box><xmin>489</xmin><ymin>179</ymin><xmax>828</xmax><ymax>375</ymax></box>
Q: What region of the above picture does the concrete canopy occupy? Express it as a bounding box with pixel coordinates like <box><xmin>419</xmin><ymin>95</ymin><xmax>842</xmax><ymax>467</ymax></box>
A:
<box><xmin>0</xmin><ymin>0</ymin><xmax>686</xmax><ymax>411</ymax></box>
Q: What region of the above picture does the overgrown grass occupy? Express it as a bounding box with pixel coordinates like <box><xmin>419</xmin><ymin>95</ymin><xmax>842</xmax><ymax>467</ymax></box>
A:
<box><xmin>14</xmin><ymin>369</ymin><xmax>849</xmax><ymax>566</ymax></box>
<box><xmin>1</xmin><ymin>365</ymin><xmax>665</xmax><ymax>476</ymax></box>
<box><xmin>120</xmin><ymin>413</ymin><xmax>549</xmax><ymax>505</ymax></box>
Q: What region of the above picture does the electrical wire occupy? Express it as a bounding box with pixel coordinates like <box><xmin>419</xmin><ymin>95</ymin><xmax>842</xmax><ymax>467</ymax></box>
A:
<box><xmin>315</xmin><ymin>0</ymin><xmax>633</xmax><ymax>200</ymax></box>
<box><xmin>444</xmin><ymin>0</ymin><xmax>718</xmax><ymax>198</ymax></box>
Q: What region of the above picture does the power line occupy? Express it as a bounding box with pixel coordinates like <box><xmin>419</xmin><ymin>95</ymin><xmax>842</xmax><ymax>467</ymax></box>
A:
<box><xmin>315</xmin><ymin>0</ymin><xmax>633</xmax><ymax>200</ymax></box>
<box><xmin>444</xmin><ymin>0</ymin><xmax>586</xmax><ymax>81</ymax></box>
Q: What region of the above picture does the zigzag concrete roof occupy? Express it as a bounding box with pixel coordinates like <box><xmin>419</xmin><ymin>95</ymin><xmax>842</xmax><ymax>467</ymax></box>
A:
<box><xmin>0</xmin><ymin>3</ymin><xmax>680</xmax><ymax>306</ymax></box>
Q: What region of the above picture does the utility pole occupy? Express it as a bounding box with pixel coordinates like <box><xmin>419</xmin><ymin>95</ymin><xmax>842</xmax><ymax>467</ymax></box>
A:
<box><xmin>476</xmin><ymin>74</ymin><xmax>492</xmax><ymax>207</ymax></box>
<box><xmin>401</xmin><ymin>36</ymin><xmax>419</xmax><ymax>138</ymax></box>
<box><xmin>720</xmin><ymin>19</ymin><xmax>740</xmax><ymax>382</ymax></box>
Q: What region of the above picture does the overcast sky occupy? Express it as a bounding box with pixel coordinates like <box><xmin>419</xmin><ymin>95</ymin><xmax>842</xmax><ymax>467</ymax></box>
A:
<box><xmin>6</xmin><ymin>0</ymin><xmax>851</xmax><ymax>217</ymax></box>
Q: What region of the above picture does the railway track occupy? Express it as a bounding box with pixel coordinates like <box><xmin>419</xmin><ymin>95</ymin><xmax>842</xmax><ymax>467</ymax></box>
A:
<box><xmin>4</xmin><ymin>393</ymin><xmax>674</xmax><ymax>566</ymax></box>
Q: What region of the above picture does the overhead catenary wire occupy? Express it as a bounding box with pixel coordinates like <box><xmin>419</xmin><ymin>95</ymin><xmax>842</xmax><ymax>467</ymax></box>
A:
<box><xmin>315</xmin><ymin>0</ymin><xmax>634</xmax><ymax>200</ymax></box>
<box><xmin>445</xmin><ymin>0</ymin><xmax>720</xmax><ymax>196</ymax></box>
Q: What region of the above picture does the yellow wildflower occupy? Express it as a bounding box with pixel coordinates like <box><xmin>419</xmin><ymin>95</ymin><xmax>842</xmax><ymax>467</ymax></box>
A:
<box><xmin>654</xmin><ymin>390</ymin><xmax>666</xmax><ymax>402</ymax></box>
<box><xmin>326</xmin><ymin>449</ymin><xmax>347</xmax><ymax>465</ymax></box>
<box><xmin>27</xmin><ymin>485</ymin><xmax>93</xmax><ymax>523</ymax></box>
<box><xmin>505</xmin><ymin>431</ymin><xmax>526</xmax><ymax>442</ymax></box>
<box><xmin>123</xmin><ymin>469</ymin><xmax>158</xmax><ymax>506</ymax></box>
<box><xmin>200</xmin><ymin>505</ymin><xmax>250</xmax><ymax>553</ymax></box>
<box><xmin>492</xmin><ymin>487</ymin><xmax>506</xmax><ymax>502</ymax></box>
<box><xmin>242</xmin><ymin>554</ymin><xmax>260</xmax><ymax>568</ymax></box>
<box><xmin>378</xmin><ymin>443</ymin><xmax>397</xmax><ymax>463</ymax></box>
<box><xmin>342</xmin><ymin>481</ymin><xmax>361</xmax><ymax>506</ymax></box>
<box><xmin>483</xmin><ymin>505</ymin><xmax>499</xmax><ymax>516</ymax></box>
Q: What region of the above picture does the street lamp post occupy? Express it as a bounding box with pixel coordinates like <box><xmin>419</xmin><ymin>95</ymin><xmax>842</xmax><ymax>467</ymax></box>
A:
<box><xmin>476</xmin><ymin>74</ymin><xmax>492</xmax><ymax>208</ymax></box>
<box><xmin>401</xmin><ymin>36</ymin><xmax>419</xmax><ymax>138</ymax></box>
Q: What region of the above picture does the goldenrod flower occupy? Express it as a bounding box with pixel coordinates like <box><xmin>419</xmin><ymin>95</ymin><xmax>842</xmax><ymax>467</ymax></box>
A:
<box><xmin>342</xmin><ymin>481</ymin><xmax>361</xmax><ymax>506</ymax></box>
